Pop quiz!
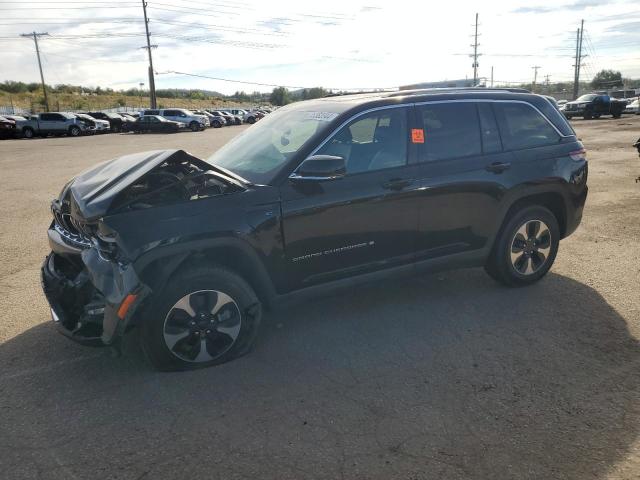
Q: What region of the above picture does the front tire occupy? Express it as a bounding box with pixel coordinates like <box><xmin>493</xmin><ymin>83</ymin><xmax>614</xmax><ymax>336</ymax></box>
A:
<box><xmin>247</xmin><ymin>116</ymin><xmax>256</xmax><ymax>124</ymax></box>
<box><xmin>485</xmin><ymin>206</ymin><xmax>560</xmax><ymax>287</ymax></box>
<box><xmin>189</xmin><ymin>121</ymin><xmax>200</xmax><ymax>132</ymax></box>
<box><xmin>140</xmin><ymin>266</ymin><xmax>262</xmax><ymax>371</ymax></box>
<box><xmin>22</xmin><ymin>127</ymin><xmax>35</xmax><ymax>139</ymax></box>
<box><xmin>69</xmin><ymin>126</ymin><xmax>81</xmax><ymax>137</ymax></box>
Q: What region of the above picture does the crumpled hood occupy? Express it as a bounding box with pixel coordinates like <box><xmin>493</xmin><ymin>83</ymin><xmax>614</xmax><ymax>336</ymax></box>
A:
<box><xmin>64</xmin><ymin>149</ymin><xmax>207</xmax><ymax>221</ymax></box>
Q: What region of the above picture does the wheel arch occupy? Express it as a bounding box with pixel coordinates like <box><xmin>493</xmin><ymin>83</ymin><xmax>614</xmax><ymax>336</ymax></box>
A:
<box><xmin>134</xmin><ymin>238</ymin><xmax>277</xmax><ymax>311</ymax></box>
<box><xmin>499</xmin><ymin>191</ymin><xmax>568</xmax><ymax>240</ymax></box>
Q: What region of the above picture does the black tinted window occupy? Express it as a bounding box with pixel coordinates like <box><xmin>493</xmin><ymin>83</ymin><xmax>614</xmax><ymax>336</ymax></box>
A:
<box><xmin>39</xmin><ymin>113</ymin><xmax>54</xmax><ymax>121</ymax></box>
<box><xmin>144</xmin><ymin>110</ymin><xmax>159</xmax><ymax>116</ymax></box>
<box><xmin>317</xmin><ymin>108</ymin><xmax>407</xmax><ymax>174</ymax></box>
<box><xmin>164</xmin><ymin>110</ymin><xmax>179</xmax><ymax>116</ymax></box>
<box><xmin>418</xmin><ymin>103</ymin><xmax>482</xmax><ymax>161</ymax></box>
<box><xmin>477</xmin><ymin>103</ymin><xmax>502</xmax><ymax>154</ymax></box>
<box><xmin>494</xmin><ymin>103</ymin><xmax>560</xmax><ymax>150</ymax></box>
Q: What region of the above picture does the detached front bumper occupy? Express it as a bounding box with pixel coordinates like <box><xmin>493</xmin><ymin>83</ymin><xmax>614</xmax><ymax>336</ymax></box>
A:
<box><xmin>41</xmin><ymin>247</ymin><xmax>149</xmax><ymax>347</ymax></box>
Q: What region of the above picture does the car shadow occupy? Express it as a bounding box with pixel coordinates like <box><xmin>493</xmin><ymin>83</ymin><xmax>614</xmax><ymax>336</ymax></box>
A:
<box><xmin>1</xmin><ymin>269</ymin><xmax>638</xmax><ymax>479</ymax></box>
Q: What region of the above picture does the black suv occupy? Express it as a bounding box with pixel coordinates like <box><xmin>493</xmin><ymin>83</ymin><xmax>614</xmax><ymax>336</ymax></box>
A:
<box><xmin>42</xmin><ymin>89</ymin><xmax>588</xmax><ymax>370</ymax></box>
<box><xmin>85</xmin><ymin>112</ymin><xmax>127</xmax><ymax>132</ymax></box>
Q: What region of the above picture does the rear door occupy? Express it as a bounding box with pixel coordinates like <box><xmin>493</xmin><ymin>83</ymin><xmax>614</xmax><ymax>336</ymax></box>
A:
<box><xmin>280</xmin><ymin>105</ymin><xmax>423</xmax><ymax>289</ymax></box>
<box><xmin>411</xmin><ymin>101</ymin><xmax>510</xmax><ymax>258</ymax></box>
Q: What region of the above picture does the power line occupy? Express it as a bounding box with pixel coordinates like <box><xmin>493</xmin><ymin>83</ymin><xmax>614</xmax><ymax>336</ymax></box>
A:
<box><xmin>158</xmin><ymin>70</ymin><xmax>396</xmax><ymax>92</ymax></box>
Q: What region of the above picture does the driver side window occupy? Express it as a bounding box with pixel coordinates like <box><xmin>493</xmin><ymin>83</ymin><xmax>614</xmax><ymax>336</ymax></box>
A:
<box><xmin>316</xmin><ymin>108</ymin><xmax>408</xmax><ymax>174</ymax></box>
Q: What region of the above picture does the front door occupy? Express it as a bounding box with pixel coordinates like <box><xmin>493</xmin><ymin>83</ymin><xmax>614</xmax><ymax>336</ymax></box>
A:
<box><xmin>280</xmin><ymin>106</ymin><xmax>422</xmax><ymax>289</ymax></box>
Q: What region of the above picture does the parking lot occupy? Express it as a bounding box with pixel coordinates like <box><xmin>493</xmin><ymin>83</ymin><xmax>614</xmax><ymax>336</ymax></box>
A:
<box><xmin>1</xmin><ymin>118</ymin><xmax>639</xmax><ymax>479</ymax></box>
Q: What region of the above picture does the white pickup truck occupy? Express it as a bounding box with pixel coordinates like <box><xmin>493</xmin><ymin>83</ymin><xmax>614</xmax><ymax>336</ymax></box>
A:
<box><xmin>20</xmin><ymin>112</ymin><xmax>93</xmax><ymax>139</ymax></box>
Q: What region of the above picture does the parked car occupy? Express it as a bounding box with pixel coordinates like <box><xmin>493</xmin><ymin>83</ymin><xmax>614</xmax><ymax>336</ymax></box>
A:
<box><xmin>4</xmin><ymin>115</ymin><xmax>28</xmax><ymax>137</ymax></box>
<box><xmin>20</xmin><ymin>112</ymin><xmax>93</xmax><ymax>138</ymax></box>
<box><xmin>118</xmin><ymin>113</ymin><xmax>137</xmax><ymax>122</ymax></box>
<box><xmin>207</xmin><ymin>110</ymin><xmax>236</xmax><ymax>126</ymax></box>
<box><xmin>220</xmin><ymin>111</ymin><xmax>243</xmax><ymax>125</ymax></box>
<box><xmin>557</xmin><ymin>99</ymin><xmax>568</xmax><ymax>106</ymax></box>
<box><xmin>121</xmin><ymin>112</ymin><xmax>140</xmax><ymax>119</ymax></box>
<box><xmin>141</xmin><ymin>109</ymin><xmax>207</xmax><ymax>131</ymax></box>
<box><xmin>563</xmin><ymin>94</ymin><xmax>626</xmax><ymax>119</ymax></box>
<box><xmin>73</xmin><ymin>113</ymin><xmax>111</xmax><ymax>133</ymax></box>
<box><xmin>41</xmin><ymin>89</ymin><xmax>588</xmax><ymax>370</ymax></box>
<box><xmin>127</xmin><ymin>115</ymin><xmax>184</xmax><ymax>133</ymax></box>
<box><xmin>624</xmin><ymin>98</ymin><xmax>639</xmax><ymax>115</ymax></box>
<box><xmin>227</xmin><ymin>108</ymin><xmax>247</xmax><ymax>120</ymax></box>
<box><xmin>193</xmin><ymin>110</ymin><xmax>225</xmax><ymax>128</ymax></box>
<box><xmin>0</xmin><ymin>115</ymin><xmax>17</xmax><ymax>139</ymax></box>
<box><xmin>242</xmin><ymin>110</ymin><xmax>263</xmax><ymax>124</ymax></box>
<box><xmin>85</xmin><ymin>112</ymin><xmax>127</xmax><ymax>133</ymax></box>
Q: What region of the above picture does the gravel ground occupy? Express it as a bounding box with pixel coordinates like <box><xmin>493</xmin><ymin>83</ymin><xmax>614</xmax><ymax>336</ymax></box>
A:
<box><xmin>0</xmin><ymin>118</ymin><xmax>639</xmax><ymax>479</ymax></box>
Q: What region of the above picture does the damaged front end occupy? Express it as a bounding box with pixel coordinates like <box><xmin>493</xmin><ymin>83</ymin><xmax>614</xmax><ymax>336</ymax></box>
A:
<box><xmin>41</xmin><ymin>149</ymin><xmax>245</xmax><ymax>347</ymax></box>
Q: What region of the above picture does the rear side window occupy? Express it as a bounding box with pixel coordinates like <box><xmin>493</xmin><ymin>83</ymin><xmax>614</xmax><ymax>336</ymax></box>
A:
<box><xmin>418</xmin><ymin>103</ymin><xmax>482</xmax><ymax>161</ymax></box>
<box><xmin>494</xmin><ymin>103</ymin><xmax>560</xmax><ymax>151</ymax></box>
<box><xmin>144</xmin><ymin>110</ymin><xmax>159</xmax><ymax>116</ymax></box>
<box><xmin>163</xmin><ymin>110</ymin><xmax>179</xmax><ymax>116</ymax></box>
<box><xmin>40</xmin><ymin>113</ymin><xmax>54</xmax><ymax>121</ymax></box>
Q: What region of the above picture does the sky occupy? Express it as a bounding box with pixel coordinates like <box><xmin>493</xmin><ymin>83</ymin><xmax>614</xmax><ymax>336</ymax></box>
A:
<box><xmin>1</xmin><ymin>0</ymin><xmax>639</xmax><ymax>94</ymax></box>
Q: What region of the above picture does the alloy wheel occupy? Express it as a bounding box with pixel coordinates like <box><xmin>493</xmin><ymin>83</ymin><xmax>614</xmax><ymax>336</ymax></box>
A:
<box><xmin>162</xmin><ymin>289</ymin><xmax>242</xmax><ymax>363</ymax></box>
<box><xmin>510</xmin><ymin>219</ymin><xmax>552</xmax><ymax>275</ymax></box>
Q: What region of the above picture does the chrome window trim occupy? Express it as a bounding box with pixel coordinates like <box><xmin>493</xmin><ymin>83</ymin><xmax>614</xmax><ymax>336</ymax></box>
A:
<box><xmin>413</xmin><ymin>98</ymin><xmax>572</xmax><ymax>138</ymax></box>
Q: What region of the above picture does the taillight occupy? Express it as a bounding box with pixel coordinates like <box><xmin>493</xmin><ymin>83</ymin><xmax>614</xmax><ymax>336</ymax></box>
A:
<box><xmin>569</xmin><ymin>148</ymin><xmax>587</xmax><ymax>161</ymax></box>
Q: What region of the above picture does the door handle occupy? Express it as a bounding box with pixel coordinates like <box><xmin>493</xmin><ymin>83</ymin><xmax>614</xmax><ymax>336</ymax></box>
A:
<box><xmin>382</xmin><ymin>178</ymin><xmax>413</xmax><ymax>190</ymax></box>
<box><xmin>485</xmin><ymin>162</ymin><xmax>511</xmax><ymax>173</ymax></box>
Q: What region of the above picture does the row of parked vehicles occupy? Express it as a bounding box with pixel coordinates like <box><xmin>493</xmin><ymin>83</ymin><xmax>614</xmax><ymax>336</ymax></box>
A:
<box><xmin>558</xmin><ymin>94</ymin><xmax>639</xmax><ymax>119</ymax></box>
<box><xmin>0</xmin><ymin>107</ymin><xmax>273</xmax><ymax>139</ymax></box>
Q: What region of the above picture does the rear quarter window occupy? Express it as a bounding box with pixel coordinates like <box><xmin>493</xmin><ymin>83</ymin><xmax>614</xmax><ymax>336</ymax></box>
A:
<box><xmin>493</xmin><ymin>103</ymin><xmax>560</xmax><ymax>151</ymax></box>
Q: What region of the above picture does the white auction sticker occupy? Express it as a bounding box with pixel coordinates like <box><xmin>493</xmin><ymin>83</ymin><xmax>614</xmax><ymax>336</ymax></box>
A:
<box><xmin>302</xmin><ymin>111</ymin><xmax>339</xmax><ymax>122</ymax></box>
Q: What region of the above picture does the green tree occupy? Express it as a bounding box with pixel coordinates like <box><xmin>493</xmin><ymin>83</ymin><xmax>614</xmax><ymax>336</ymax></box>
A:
<box><xmin>591</xmin><ymin>70</ymin><xmax>623</xmax><ymax>90</ymax></box>
<box><xmin>269</xmin><ymin>87</ymin><xmax>290</xmax><ymax>106</ymax></box>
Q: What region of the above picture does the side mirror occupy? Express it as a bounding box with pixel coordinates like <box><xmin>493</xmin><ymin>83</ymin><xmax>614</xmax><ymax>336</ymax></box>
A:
<box><xmin>290</xmin><ymin>155</ymin><xmax>346</xmax><ymax>181</ymax></box>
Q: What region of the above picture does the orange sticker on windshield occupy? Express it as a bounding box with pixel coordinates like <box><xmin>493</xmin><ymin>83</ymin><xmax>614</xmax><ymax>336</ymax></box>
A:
<box><xmin>411</xmin><ymin>128</ymin><xmax>424</xmax><ymax>143</ymax></box>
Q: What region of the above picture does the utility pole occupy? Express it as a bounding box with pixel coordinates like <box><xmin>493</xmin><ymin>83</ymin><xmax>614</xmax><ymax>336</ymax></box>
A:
<box><xmin>20</xmin><ymin>32</ymin><xmax>50</xmax><ymax>112</ymax></box>
<box><xmin>141</xmin><ymin>0</ymin><xmax>157</xmax><ymax>108</ymax></box>
<box><xmin>572</xmin><ymin>20</ymin><xmax>584</xmax><ymax>100</ymax></box>
<box><xmin>491</xmin><ymin>66</ymin><xmax>494</xmax><ymax>88</ymax></box>
<box><xmin>531</xmin><ymin>66</ymin><xmax>541</xmax><ymax>93</ymax></box>
<box><xmin>470</xmin><ymin>13</ymin><xmax>481</xmax><ymax>86</ymax></box>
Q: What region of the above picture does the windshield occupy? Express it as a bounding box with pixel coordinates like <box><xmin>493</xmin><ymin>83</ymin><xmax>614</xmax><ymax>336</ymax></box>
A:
<box><xmin>576</xmin><ymin>94</ymin><xmax>598</xmax><ymax>102</ymax></box>
<box><xmin>208</xmin><ymin>107</ymin><xmax>339</xmax><ymax>184</ymax></box>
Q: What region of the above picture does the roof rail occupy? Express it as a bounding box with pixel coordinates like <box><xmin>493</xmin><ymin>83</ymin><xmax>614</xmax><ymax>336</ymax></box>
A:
<box><xmin>386</xmin><ymin>87</ymin><xmax>531</xmax><ymax>97</ymax></box>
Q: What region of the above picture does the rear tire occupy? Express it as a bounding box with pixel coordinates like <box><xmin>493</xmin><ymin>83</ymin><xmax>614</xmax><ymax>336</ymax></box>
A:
<box><xmin>247</xmin><ymin>116</ymin><xmax>256</xmax><ymax>124</ymax></box>
<box><xmin>212</xmin><ymin>120</ymin><xmax>222</xmax><ymax>128</ymax></box>
<box><xmin>485</xmin><ymin>206</ymin><xmax>560</xmax><ymax>287</ymax></box>
<box><xmin>140</xmin><ymin>266</ymin><xmax>262</xmax><ymax>371</ymax></box>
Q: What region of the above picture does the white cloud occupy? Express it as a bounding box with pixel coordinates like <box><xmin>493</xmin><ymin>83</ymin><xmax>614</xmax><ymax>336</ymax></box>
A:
<box><xmin>1</xmin><ymin>0</ymin><xmax>638</xmax><ymax>94</ymax></box>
